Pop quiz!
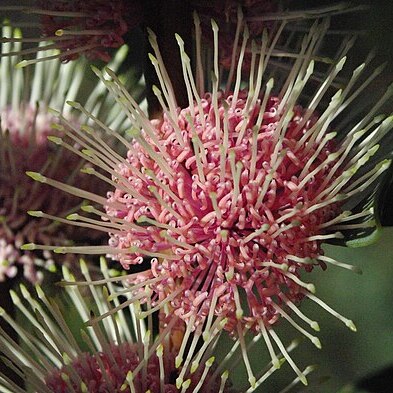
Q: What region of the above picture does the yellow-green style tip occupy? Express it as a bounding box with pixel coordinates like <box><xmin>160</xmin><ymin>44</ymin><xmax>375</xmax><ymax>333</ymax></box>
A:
<box><xmin>27</xmin><ymin>210</ymin><xmax>43</xmax><ymax>217</ymax></box>
<box><xmin>346</xmin><ymin>320</ymin><xmax>357</xmax><ymax>332</ymax></box>
<box><xmin>20</xmin><ymin>243</ymin><xmax>36</xmax><ymax>250</ymax></box>
<box><xmin>26</xmin><ymin>171</ymin><xmax>46</xmax><ymax>182</ymax></box>
<box><xmin>15</xmin><ymin>60</ymin><xmax>28</xmax><ymax>68</ymax></box>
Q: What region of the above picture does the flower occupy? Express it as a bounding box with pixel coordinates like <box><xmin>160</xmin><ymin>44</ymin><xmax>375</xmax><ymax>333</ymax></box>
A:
<box><xmin>0</xmin><ymin>24</ymin><xmax>133</xmax><ymax>283</ymax></box>
<box><xmin>0</xmin><ymin>257</ymin><xmax>312</xmax><ymax>392</ymax></box>
<box><xmin>24</xmin><ymin>13</ymin><xmax>392</xmax><ymax>388</ymax></box>
<box><xmin>2</xmin><ymin>0</ymin><xmax>142</xmax><ymax>63</ymax></box>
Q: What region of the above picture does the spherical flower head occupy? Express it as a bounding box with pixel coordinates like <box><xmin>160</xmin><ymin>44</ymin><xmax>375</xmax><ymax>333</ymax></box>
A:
<box><xmin>38</xmin><ymin>0</ymin><xmax>142</xmax><ymax>62</ymax></box>
<box><xmin>0</xmin><ymin>24</ymin><xmax>133</xmax><ymax>283</ymax></box>
<box><xmin>106</xmin><ymin>89</ymin><xmax>340</xmax><ymax>333</ymax></box>
<box><xmin>1</xmin><ymin>105</ymin><xmax>58</xmax><ymax>281</ymax></box>
<box><xmin>92</xmin><ymin>17</ymin><xmax>391</xmax><ymax>385</ymax></box>
<box><xmin>24</xmin><ymin>13</ymin><xmax>392</xmax><ymax>388</ymax></box>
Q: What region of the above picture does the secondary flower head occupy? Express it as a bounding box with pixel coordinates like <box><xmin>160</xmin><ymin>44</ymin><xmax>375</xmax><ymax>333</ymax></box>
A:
<box><xmin>0</xmin><ymin>25</ymin><xmax>132</xmax><ymax>282</ymax></box>
<box><xmin>0</xmin><ymin>257</ymin><xmax>310</xmax><ymax>392</ymax></box>
<box><xmin>0</xmin><ymin>258</ymin><xmax>211</xmax><ymax>392</ymax></box>
<box><xmin>192</xmin><ymin>2</ymin><xmax>364</xmax><ymax>71</ymax></box>
<box><xmin>25</xmin><ymin>13</ymin><xmax>392</xmax><ymax>388</ymax></box>
<box><xmin>1</xmin><ymin>0</ymin><xmax>142</xmax><ymax>64</ymax></box>
<box><xmin>1</xmin><ymin>102</ymin><xmax>67</xmax><ymax>282</ymax></box>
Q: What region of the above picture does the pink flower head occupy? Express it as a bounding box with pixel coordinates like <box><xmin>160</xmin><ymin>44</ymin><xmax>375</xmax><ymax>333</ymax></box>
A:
<box><xmin>0</xmin><ymin>1</ymin><xmax>141</xmax><ymax>65</ymax></box>
<box><xmin>37</xmin><ymin>0</ymin><xmax>142</xmax><ymax>62</ymax></box>
<box><xmin>0</xmin><ymin>259</ymin><xmax>238</xmax><ymax>392</ymax></box>
<box><xmin>0</xmin><ymin>24</ymin><xmax>131</xmax><ymax>283</ymax></box>
<box><xmin>0</xmin><ymin>102</ymin><xmax>105</xmax><ymax>282</ymax></box>
<box><xmin>0</xmin><ymin>104</ymin><xmax>70</xmax><ymax>282</ymax></box>
<box><xmin>26</xmin><ymin>15</ymin><xmax>392</xmax><ymax>388</ymax></box>
<box><xmin>107</xmin><ymin>91</ymin><xmax>335</xmax><ymax>333</ymax></box>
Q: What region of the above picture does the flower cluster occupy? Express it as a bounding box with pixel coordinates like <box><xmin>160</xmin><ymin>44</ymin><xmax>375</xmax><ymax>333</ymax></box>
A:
<box><xmin>0</xmin><ymin>2</ymin><xmax>392</xmax><ymax>392</ymax></box>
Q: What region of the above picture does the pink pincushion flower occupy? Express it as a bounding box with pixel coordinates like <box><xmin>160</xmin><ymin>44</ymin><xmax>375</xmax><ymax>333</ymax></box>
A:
<box><xmin>45</xmin><ymin>342</ymin><xmax>230</xmax><ymax>393</ymax></box>
<box><xmin>0</xmin><ymin>1</ymin><xmax>141</xmax><ymax>65</ymax></box>
<box><xmin>106</xmin><ymin>90</ymin><xmax>339</xmax><ymax>334</ymax></box>
<box><xmin>37</xmin><ymin>0</ymin><xmax>142</xmax><ymax>62</ymax></box>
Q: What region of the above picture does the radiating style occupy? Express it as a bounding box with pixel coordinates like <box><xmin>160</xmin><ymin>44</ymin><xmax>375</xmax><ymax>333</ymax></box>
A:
<box><xmin>193</xmin><ymin>0</ymin><xmax>279</xmax><ymax>69</ymax></box>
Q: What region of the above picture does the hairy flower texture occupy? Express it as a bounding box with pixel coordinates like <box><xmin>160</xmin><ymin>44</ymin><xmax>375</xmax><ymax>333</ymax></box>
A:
<box><xmin>0</xmin><ymin>0</ymin><xmax>142</xmax><ymax>64</ymax></box>
<box><xmin>0</xmin><ymin>25</ymin><xmax>132</xmax><ymax>283</ymax></box>
<box><xmin>0</xmin><ymin>258</ymin><xmax>312</xmax><ymax>392</ymax></box>
<box><xmin>24</xmin><ymin>16</ymin><xmax>393</xmax><ymax>388</ymax></box>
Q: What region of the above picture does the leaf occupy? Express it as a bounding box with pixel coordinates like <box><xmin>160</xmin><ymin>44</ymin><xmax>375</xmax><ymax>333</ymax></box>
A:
<box><xmin>356</xmin><ymin>365</ymin><xmax>393</xmax><ymax>393</ymax></box>
<box><xmin>375</xmin><ymin>158</ymin><xmax>393</xmax><ymax>226</ymax></box>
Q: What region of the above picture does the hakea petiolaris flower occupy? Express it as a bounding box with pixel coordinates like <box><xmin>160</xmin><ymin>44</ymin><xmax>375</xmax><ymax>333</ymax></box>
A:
<box><xmin>24</xmin><ymin>15</ymin><xmax>393</xmax><ymax>388</ymax></box>
<box><xmin>0</xmin><ymin>0</ymin><xmax>142</xmax><ymax>64</ymax></box>
<box><xmin>0</xmin><ymin>25</ymin><xmax>133</xmax><ymax>283</ymax></box>
<box><xmin>0</xmin><ymin>257</ymin><xmax>313</xmax><ymax>392</ymax></box>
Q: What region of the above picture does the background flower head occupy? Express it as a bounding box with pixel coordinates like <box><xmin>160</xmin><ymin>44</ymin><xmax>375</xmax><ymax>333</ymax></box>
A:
<box><xmin>0</xmin><ymin>257</ymin><xmax>312</xmax><ymax>392</ymax></box>
<box><xmin>1</xmin><ymin>0</ymin><xmax>142</xmax><ymax>63</ymax></box>
<box><xmin>192</xmin><ymin>0</ymin><xmax>280</xmax><ymax>70</ymax></box>
<box><xmin>0</xmin><ymin>24</ymin><xmax>136</xmax><ymax>283</ymax></box>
